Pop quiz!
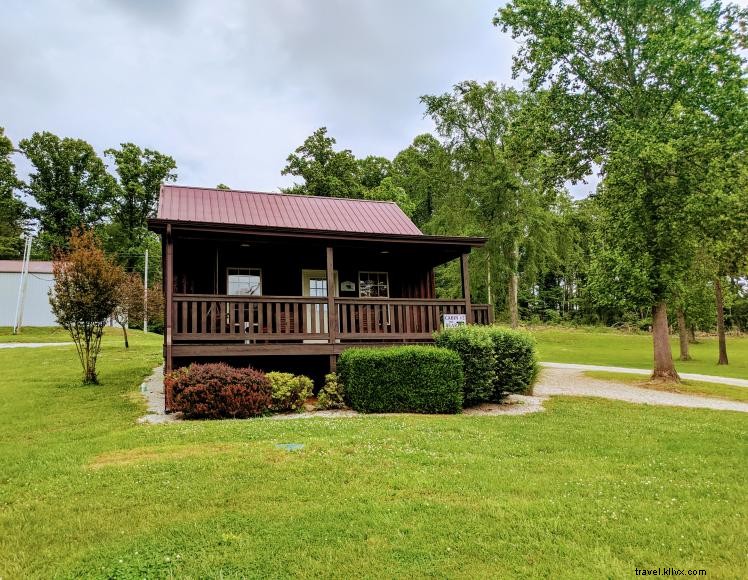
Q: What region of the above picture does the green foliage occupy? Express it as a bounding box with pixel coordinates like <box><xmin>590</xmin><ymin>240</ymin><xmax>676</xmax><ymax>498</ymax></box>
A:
<box><xmin>0</xmin><ymin>127</ymin><xmax>26</xmax><ymax>259</ymax></box>
<box><xmin>281</xmin><ymin>127</ymin><xmax>363</xmax><ymax>198</ymax></box>
<box><xmin>266</xmin><ymin>371</ymin><xmax>313</xmax><ymax>412</ymax></box>
<box><xmin>316</xmin><ymin>372</ymin><xmax>346</xmax><ymax>410</ymax></box>
<box><xmin>421</xmin><ymin>82</ymin><xmax>568</xmax><ymax>324</ymax></box>
<box><xmin>357</xmin><ymin>155</ymin><xmax>391</xmax><ymax>189</ymax></box>
<box><xmin>434</xmin><ymin>325</ymin><xmax>496</xmax><ymax>405</ymax></box>
<box><xmin>165</xmin><ymin>363</ymin><xmax>272</xmax><ymax>419</ymax></box>
<box><xmin>339</xmin><ymin>346</ymin><xmax>463</xmax><ymax>414</ymax></box>
<box><xmin>363</xmin><ymin>177</ymin><xmax>416</xmax><ymax>217</ymax></box>
<box><xmin>391</xmin><ymin>133</ymin><xmax>456</xmax><ymax>229</ymax></box>
<box><xmin>104</xmin><ymin>143</ymin><xmax>176</xmax><ymax>269</ymax></box>
<box><xmin>496</xmin><ymin>0</ymin><xmax>747</xmax><ymax>373</ymax></box>
<box><xmin>484</xmin><ymin>327</ymin><xmax>538</xmax><ymax>396</ymax></box>
<box><xmin>19</xmin><ymin>132</ymin><xmax>117</xmax><ymax>255</ymax></box>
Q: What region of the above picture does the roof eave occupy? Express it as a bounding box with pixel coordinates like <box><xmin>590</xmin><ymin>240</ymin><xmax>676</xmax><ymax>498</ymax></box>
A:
<box><xmin>147</xmin><ymin>218</ymin><xmax>487</xmax><ymax>248</ymax></box>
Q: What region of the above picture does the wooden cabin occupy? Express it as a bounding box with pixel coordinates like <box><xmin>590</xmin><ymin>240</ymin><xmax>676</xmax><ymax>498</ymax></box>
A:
<box><xmin>148</xmin><ymin>185</ymin><xmax>492</xmax><ymax>375</ymax></box>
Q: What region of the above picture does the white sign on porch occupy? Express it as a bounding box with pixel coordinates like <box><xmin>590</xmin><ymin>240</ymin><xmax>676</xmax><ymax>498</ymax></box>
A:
<box><xmin>443</xmin><ymin>314</ymin><xmax>467</xmax><ymax>328</ymax></box>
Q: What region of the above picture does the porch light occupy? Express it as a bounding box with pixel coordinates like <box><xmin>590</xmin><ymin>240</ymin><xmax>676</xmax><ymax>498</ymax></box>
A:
<box><xmin>380</xmin><ymin>250</ymin><xmax>390</xmax><ymax>254</ymax></box>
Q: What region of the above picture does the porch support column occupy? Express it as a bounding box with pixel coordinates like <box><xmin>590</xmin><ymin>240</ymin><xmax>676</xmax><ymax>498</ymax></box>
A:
<box><xmin>326</xmin><ymin>246</ymin><xmax>338</xmax><ymax>371</ymax></box>
<box><xmin>460</xmin><ymin>252</ymin><xmax>473</xmax><ymax>324</ymax></box>
<box><xmin>164</xmin><ymin>224</ymin><xmax>174</xmax><ymax>378</ymax></box>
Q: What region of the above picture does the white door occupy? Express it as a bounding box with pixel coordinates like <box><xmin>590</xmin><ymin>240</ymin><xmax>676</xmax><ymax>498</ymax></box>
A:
<box><xmin>302</xmin><ymin>269</ymin><xmax>338</xmax><ymax>336</ymax></box>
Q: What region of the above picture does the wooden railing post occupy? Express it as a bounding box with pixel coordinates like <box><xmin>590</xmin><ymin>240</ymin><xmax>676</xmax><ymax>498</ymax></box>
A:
<box><xmin>326</xmin><ymin>247</ymin><xmax>337</xmax><ymax>339</ymax></box>
<box><xmin>460</xmin><ymin>252</ymin><xmax>473</xmax><ymax>324</ymax></box>
<box><xmin>164</xmin><ymin>224</ymin><xmax>174</xmax><ymax>376</ymax></box>
<box><xmin>326</xmin><ymin>246</ymin><xmax>337</xmax><ymax>371</ymax></box>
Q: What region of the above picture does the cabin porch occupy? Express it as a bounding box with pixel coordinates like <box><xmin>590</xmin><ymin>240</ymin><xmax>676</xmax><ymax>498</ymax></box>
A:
<box><xmin>162</xmin><ymin>226</ymin><xmax>492</xmax><ymax>372</ymax></box>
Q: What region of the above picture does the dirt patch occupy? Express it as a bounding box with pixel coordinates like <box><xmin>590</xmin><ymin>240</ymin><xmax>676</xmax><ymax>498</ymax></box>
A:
<box><xmin>462</xmin><ymin>394</ymin><xmax>547</xmax><ymax>416</ymax></box>
<box><xmin>88</xmin><ymin>443</ymin><xmax>240</xmax><ymax>469</ymax></box>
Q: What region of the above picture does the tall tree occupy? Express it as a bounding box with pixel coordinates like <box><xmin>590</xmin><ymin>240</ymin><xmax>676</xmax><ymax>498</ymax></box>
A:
<box><xmin>20</xmin><ymin>132</ymin><xmax>116</xmax><ymax>255</ymax></box>
<box><xmin>496</xmin><ymin>0</ymin><xmax>748</xmax><ymax>380</ymax></box>
<box><xmin>281</xmin><ymin>127</ymin><xmax>362</xmax><ymax>198</ymax></box>
<box><xmin>391</xmin><ymin>134</ymin><xmax>457</xmax><ymax>229</ymax></box>
<box><xmin>104</xmin><ymin>143</ymin><xmax>177</xmax><ymax>268</ymax></box>
<box><xmin>0</xmin><ymin>127</ymin><xmax>26</xmax><ymax>259</ymax></box>
<box><xmin>696</xmin><ymin>154</ymin><xmax>748</xmax><ymax>364</ymax></box>
<box><xmin>422</xmin><ymin>82</ymin><xmax>565</xmax><ymax>327</ymax></box>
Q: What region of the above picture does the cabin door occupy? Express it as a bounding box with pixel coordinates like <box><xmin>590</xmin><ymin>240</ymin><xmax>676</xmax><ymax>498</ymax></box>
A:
<box><xmin>301</xmin><ymin>269</ymin><xmax>338</xmax><ymax>338</ymax></box>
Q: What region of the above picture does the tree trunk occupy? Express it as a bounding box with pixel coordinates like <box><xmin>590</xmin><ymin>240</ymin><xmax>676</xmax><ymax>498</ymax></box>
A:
<box><xmin>508</xmin><ymin>242</ymin><xmax>519</xmax><ymax>328</ymax></box>
<box><xmin>651</xmin><ymin>301</ymin><xmax>679</xmax><ymax>382</ymax></box>
<box><xmin>688</xmin><ymin>325</ymin><xmax>697</xmax><ymax>344</ymax></box>
<box><xmin>676</xmin><ymin>308</ymin><xmax>690</xmax><ymax>361</ymax></box>
<box><xmin>123</xmin><ymin>324</ymin><xmax>129</xmax><ymax>349</ymax></box>
<box><xmin>715</xmin><ymin>277</ymin><xmax>728</xmax><ymax>365</ymax></box>
<box><xmin>508</xmin><ymin>273</ymin><xmax>519</xmax><ymax>328</ymax></box>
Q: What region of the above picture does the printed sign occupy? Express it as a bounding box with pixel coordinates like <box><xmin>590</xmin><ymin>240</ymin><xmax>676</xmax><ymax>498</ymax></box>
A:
<box><xmin>443</xmin><ymin>314</ymin><xmax>467</xmax><ymax>328</ymax></box>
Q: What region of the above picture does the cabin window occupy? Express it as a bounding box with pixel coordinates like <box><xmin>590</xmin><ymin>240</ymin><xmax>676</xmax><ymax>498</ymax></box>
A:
<box><xmin>227</xmin><ymin>268</ymin><xmax>262</xmax><ymax>296</ymax></box>
<box><xmin>359</xmin><ymin>271</ymin><xmax>389</xmax><ymax>298</ymax></box>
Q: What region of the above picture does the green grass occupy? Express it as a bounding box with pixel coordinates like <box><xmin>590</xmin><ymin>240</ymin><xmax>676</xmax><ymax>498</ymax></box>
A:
<box><xmin>1</xmin><ymin>329</ymin><xmax>747</xmax><ymax>577</ymax></box>
<box><xmin>528</xmin><ymin>326</ymin><xmax>748</xmax><ymax>379</ymax></box>
<box><xmin>0</xmin><ymin>325</ymin><xmax>76</xmax><ymax>342</ymax></box>
<box><xmin>584</xmin><ymin>371</ymin><xmax>748</xmax><ymax>403</ymax></box>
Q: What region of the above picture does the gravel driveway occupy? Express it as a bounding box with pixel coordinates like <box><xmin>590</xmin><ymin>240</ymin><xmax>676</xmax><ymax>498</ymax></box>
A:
<box><xmin>536</xmin><ymin>366</ymin><xmax>748</xmax><ymax>413</ymax></box>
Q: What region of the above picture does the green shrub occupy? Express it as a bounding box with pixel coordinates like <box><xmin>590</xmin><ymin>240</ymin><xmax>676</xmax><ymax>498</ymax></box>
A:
<box><xmin>165</xmin><ymin>363</ymin><xmax>271</xmax><ymax>419</ymax></box>
<box><xmin>434</xmin><ymin>325</ymin><xmax>496</xmax><ymax>405</ymax></box>
<box><xmin>484</xmin><ymin>327</ymin><xmax>539</xmax><ymax>396</ymax></box>
<box><xmin>316</xmin><ymin>372</ymin><xmax>346</xmax><ymax>410</ymax></box>
<box><xmin>266</xmin><ymin>372</ymin><xmax>314</xmax><ymax>412</ymax></box>
<box><xmin>339</xmin><ymin>346</ymin><xmax>463</xmax><ymax>414</ymax></box>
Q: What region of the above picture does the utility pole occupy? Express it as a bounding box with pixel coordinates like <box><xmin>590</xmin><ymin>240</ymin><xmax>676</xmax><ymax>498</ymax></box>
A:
<box><xmin>13</xmin><ymin>235</ymin><xmax>33</xmax><ymax>335</ymax></box>
<box><xmin>143</xmin><ymin>248</ymin><xmax>148</xmax><ymax>333</ymax></box>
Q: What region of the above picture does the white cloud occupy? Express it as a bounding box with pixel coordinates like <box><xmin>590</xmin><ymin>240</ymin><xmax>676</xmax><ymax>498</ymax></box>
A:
<box><xmin>2</xmin><ymin>0</ymin><xmax>602</xmax><ymax>196</ymax></box>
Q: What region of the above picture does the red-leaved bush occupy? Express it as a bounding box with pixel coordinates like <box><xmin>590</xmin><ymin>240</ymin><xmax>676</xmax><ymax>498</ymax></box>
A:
<box><xmin>165</xmin><ymin>363</ymin><xmax>272</xmax><ymax>419</ymax></box>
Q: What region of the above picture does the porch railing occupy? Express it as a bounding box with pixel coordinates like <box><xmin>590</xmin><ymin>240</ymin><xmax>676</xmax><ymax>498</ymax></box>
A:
<box><xmin>172</xmin><ymin>294</ymin><xmax>493</xmax><ymax>342</ymax></box>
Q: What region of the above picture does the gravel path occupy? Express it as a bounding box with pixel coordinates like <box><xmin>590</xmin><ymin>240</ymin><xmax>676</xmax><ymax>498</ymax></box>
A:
<box><xmin>536</xmin><ymin>366</ymin><xmax>748</xmax><ymax>413</ymax></box>
<box><xmin>0</xmin><ymin>342</ymin><xmax>72</xmax><ymax>349</ymax></box>
<box><xmin>540</xmin><ymin>362</ymin><xmax>748</xmax><ymax>388</ymax></box>
<box><xmin>136</xmin><ymin>362</ymin><xmax>748</xmax><ymax>424</ymax></box>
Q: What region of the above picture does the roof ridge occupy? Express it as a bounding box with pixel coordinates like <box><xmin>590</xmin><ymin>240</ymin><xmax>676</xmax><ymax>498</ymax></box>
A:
<box><xmin>161</xmin><ymin>184</ymin><xmax>400</xmax><ymax>205</ymax></box>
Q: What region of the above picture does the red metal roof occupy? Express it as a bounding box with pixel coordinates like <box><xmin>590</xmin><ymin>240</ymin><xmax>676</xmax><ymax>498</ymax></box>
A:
<box><xmin>0</xmin><ymin>260</ymin><xmax>54</xmax><ymax>274</ymax></box>
<box><xmin>155</xmin><ymin>185</ymin><xmax>423</xmax><ymax>236</ymax></box>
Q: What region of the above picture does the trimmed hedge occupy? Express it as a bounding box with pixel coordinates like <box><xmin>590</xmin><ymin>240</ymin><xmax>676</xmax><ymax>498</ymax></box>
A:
<box><xmin>484</xmin><ymin>327</ymin><xmax>538</xmax><ymax>396</ymax></box>
<box><xmin>434</xmin><ymin>325</ymin><xmax>496</xmax><ymax>405</ymax></box>
<box><xmin>339</xmin><ymin>346</ymin><xmax>463</xmax><ymax>414</ymax></box>
<box><xmin>434</xmin><ymin>325</ymin><xmax>539</xmax><ymax>402</ymax></box>
<box><xmin>266</xmin><ymin>372</ymin><xmax>314</xmax><ymax>412</ymax></box>
<box><xmin>165</xmin><ymin>363</ymin><xmax>272</xmax><ymax>419</ymax></box>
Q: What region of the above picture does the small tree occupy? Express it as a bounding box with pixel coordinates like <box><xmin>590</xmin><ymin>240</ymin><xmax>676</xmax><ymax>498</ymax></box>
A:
<box><xmin>49</xmin><ymin>230</ymin><xmax>124</xmax><ymax>384</ymax></box>
<box><xmin>112</xmin><ymin>272</ymin><xmax>144</xmax><ymax>349</ymax></box>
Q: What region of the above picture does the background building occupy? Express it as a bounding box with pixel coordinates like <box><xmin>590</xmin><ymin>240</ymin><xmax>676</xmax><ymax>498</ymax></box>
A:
<box><xmin>0</xmin><ymin>260</ymin><xmax>56</xmax><ymax>327</ymax></box>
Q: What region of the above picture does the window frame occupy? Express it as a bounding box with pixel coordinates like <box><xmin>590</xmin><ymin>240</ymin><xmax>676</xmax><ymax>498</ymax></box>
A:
<box><xmin>226</xmin><ymin>267</ymin><xmax>263</xmax><ymax>296</ymax></box>
<box><xmin>358</xmin><ymin>271</ymin><xmax>390</xmax><ymax>299</ymax></box>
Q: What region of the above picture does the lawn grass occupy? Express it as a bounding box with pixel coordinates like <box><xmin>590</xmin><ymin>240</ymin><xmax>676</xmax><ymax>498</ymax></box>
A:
<box><xmin>0</xmin><ymin>325</ymin><xmax>76</xmax><ymax>342</ymax></box>
<box><xmin>1</xmin><ymin>328</ymin><xmax>747</xmax><ymax>577</ymax></box>
<box><xmin>528</xmin><ymin>326</ymin><xmax>748</xmax><ymax>379</ymax></box>
<box><xmin>584</xmin><ymin>371</ymin><xmax>748</xmax><ymax>403</ymax></box>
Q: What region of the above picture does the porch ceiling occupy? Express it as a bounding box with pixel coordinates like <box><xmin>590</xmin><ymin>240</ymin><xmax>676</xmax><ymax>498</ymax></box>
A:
<box><xmin>149</xmin><ymin>220</ymin><xmax>486</xmax><ymax>266</ymax></box>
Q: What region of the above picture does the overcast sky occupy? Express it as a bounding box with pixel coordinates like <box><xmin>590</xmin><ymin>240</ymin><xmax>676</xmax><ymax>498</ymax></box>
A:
<box><xmin>8</xmin><ymin>1</ymin><xmax>743</xmax><ymax>199</ymax></box>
